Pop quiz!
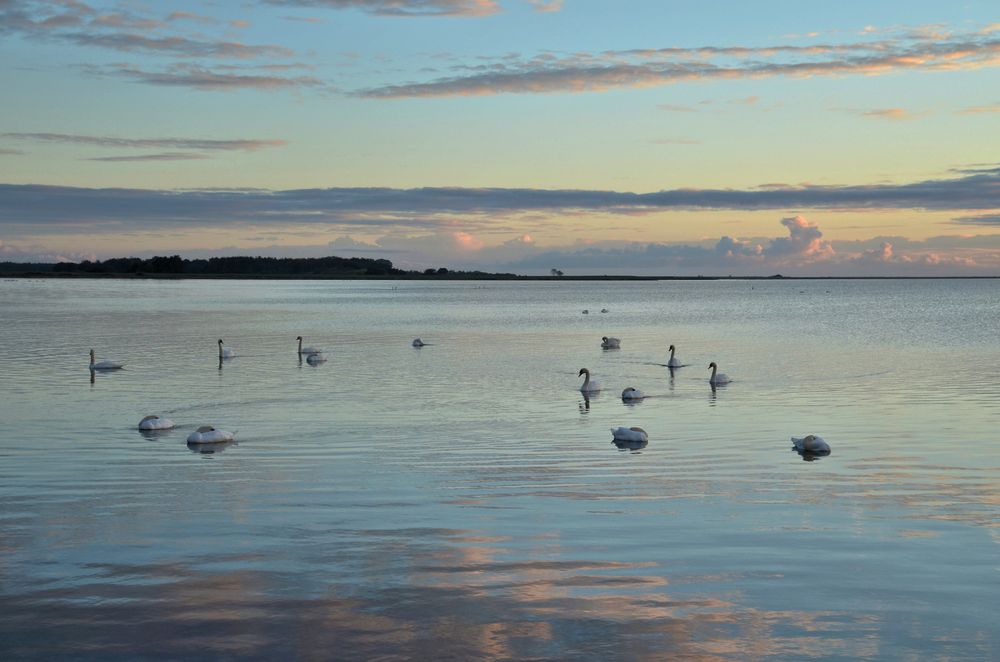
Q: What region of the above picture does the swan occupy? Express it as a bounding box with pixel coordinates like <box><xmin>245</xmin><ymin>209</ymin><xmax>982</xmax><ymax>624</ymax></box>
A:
<box><xmin>138</xmin><ymin>414</ymin><xmax>175</xmax><ymax>431</ymax></box>
<box><xmin>89</xmin><ymin>349</ymin><xmax>123</xmax><ymax>371</ymax></box>
<box><xmin>611</xmin><ymin>426</ymin><xmax>648</xmax><ymax>443</ymax></box>
<box><xmin>601</xmin><ymin>336</ymin><xmax>621</xmax><ymax>349</ymax></box>
<box><xmin>412</xmin><ymin>338</ymin><xmax>426</xmax><ymax>347</ymax></box>
<box><xmin>600</xmin><ymin>308</ymin><xmax>609</xmax><ymax>313</ymax></box>
<box><xmin>578</xmin><ymin>368</ymin><xmax>601</xmax><ymax>393</ymax></box>
<box><xmin>792</xmin><ymin>435</ymin><xmax>831</xmax><ymax>454</ymax></box>
<box><xmin>218</xmin><ymin>339</ymin><xmax>236</xmax><ymax>359</ymax></box>
<box><xmin>621</xmin><ymin>387</ymin><xmax>645</xmax><ymax>400</ymax></box>
<box><xmin>297</xmin><ymin>336</ymin><xmax>322</xmax><ymax>355</ymax></box>
<box><xmin>708</xmin><ymin>361</ymin><xmax>731</xmax><ymax>385</ymax></box>
<box><xmin>306</xmin><ymin>352</ymin><xmax>327</xmax><ymax>364</ymax></box>
<box><xmin>582</xmin><ymin>309</ymin><xmax>589</xmax><ymax>314</ymax></box>
<box><xmin>186</xmin><ymin>426</ymin><xmax>236</xmax><ymax>444</ymax></box>
<box><xmin>667</xmin><ymin>344</ymin><xmax>681</xmax><ymax>368</ymax></box>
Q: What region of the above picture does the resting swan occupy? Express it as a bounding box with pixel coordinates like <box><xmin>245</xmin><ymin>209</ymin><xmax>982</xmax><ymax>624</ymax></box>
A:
<box><xmin>621</xmin><ymin>387</ymin><xmax>645</xmax><ymax>400</ymax></box>
<box><xmin>89</xmin><ymin>349</ymin><xmax>123</xmax><ymax>371</ymax></box>
<box><xmin>306</xmin><ymin>352</ymin><xmax>327</xmax><ymax>364</ymax></box>
<box><xmin>297</xmin><ymin>336</ymin><xmax>322</xmax><ymax>355</ymax></box>
<box><xmin>611</xmin><ymin>426</ymin><xmax>648</xmax><ymax>443</ymax></box>
<box><xmin>412</xmin><ymin>338</ymin><xmax>426</xmax><ymax>347</ymax></box>
<box><xmin>218</xmin><ymin>339</ymin><xmax>236</xmax><ymax>359</ymax></box>
<box><xmin>186</xmin><ymin>426</ymin><xmax>236</xmax><ymax>444</ymax></box>
<box><xmin>601</xmin><ymin>336</ymin><xmax>621</xmax><ymax>349</ymax></box>
<box><xmin>138</xmin><ymin>414</ymin><xmax>174</xmax><ymax>430</ymax></box>
<box><xmin>708</xmin><ymin>362</ymin><xmax>731</xmax><ymax>385</ymax></box>
<box><xmin>792</xmin><ymin>435</ymin><xmax>831</xmax><ymax>454</ymax></box>
<box><xmin>667</xmin><ymin>344</ymin><xmax>681</xmax><ymax>368</ymax></box>
<box><xmin>578</xmin><ymin>368</ymin><xmax>601</xmax><ymax>393</ymax></box>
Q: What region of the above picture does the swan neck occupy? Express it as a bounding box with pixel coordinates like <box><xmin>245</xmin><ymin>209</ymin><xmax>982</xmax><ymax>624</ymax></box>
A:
<box><xmin>298</xmin><ymin>337</ymin><xmax>302</xmax><ymax>352</ymax></box>
<box><xmin>710</xmin><ymin>364</ymin><xmax>717</xmax><ymax>378</ymax></box>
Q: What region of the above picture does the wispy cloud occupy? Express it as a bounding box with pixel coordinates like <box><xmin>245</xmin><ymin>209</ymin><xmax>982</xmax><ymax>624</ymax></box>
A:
<box><xmin>4</xmin><ymin>133</ymin><xmax>288</xmax><ymax>151</ymax></box>
<box><xmin>528</xmin><ymin>0</ymin><xmax>562</xmax><ymax>12</ymax></box>
<box><xmin>84</xmin><ymin>153</ymin><xmax>211</xmax><ymax>162</ymax></box>
<box><xmin>91</xmin><ymin>63</ymin><xmax>324</xmax><ymax>92</ymax></box>
<box><xmin>858</xmin><ymin>107</ymin><xmax>921</xmax><ymax>120</ymax></box>
<box><xmin>263</xmin><ymin>0</ymin><xmax>500</xmax><ymax>18</ymax></box>
<box><xmin>958</xmin><ymin>102</ymin><xmax>1000</xmax><ymax>114</ymax></box>
<box><xmin>0</xmin><ymin>149</ymin><xmax>25</xmax><ymax>156</ymax></box>
<box><xmin>952</xmin><ymin>213</ymin><xmax>1000</xmax><ymax>226</ymax></box>
<box><xmin>357</xmin><ymin>25</ymin><xmax>1000</xmax><ymax>98</ymax></box>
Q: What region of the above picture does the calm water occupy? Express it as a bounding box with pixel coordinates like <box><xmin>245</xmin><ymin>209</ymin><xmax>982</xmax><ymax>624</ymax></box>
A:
<box><xmin>1</xmin><ymin>278</ymin><xmax>998</xmax><ymax>660</ymax></box>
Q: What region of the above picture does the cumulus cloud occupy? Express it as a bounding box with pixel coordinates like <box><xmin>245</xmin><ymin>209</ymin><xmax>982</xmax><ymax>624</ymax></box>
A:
<box><xmin>357</xmin><ymin>25</ymin><xmax>1000</xmax><ymax>97</ymax></box>
<box><xmin>262</xmin><ymin>0</ymin><xmax>500</xmax><ymax>17</ymax></box>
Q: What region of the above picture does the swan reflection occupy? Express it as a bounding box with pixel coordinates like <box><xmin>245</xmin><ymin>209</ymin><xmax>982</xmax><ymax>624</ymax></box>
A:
<box><xmin>187</xmin><ymin>439</ymin><xmax>236</xmax><ymax>455</ymax></box>
<box><xmin>612</xmin><ymin>438</ymin><xmax>649</xmax><ymax>452</ymax></box>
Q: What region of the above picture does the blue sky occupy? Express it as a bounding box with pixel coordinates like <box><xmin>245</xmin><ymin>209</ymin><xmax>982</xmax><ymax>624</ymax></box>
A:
<box><xmin>1</xmin><ymin>0</ymin><xmax>998</xmax><ymax>274</ymax></box>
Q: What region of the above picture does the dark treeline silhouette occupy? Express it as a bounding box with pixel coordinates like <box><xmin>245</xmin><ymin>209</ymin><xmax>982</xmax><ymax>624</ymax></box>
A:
<box><xmin>1</xmin><ymin>255</ymin><xmax>520</xmax><ymax>279</ymax></box>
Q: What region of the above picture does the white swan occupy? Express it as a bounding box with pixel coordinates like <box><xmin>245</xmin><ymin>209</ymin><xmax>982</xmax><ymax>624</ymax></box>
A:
<box><xmin>578</xmin><ymin>368</ymin><xmax>602</xmax><ymax>393</ymax></box>
<box><xmin>792</xmin><ymin>435</ymin><xmax>831</xmax><ymax>454</ymax></box>
<box><xmin>601</xmin><ymin>336</ymin><xmax>621</xmax><ymax>349</ymax></box>
<box><xmin>708</xmin><ymin>361</ymin><xmax>731</xmax><ymax>385</ymax></box>
<box><xmin>611</xmin><ymin>426</ymin><xmax>648</xmax><ymax>443</ymax></box>
<box><xmin>89</xmin><ymin>349</ymin><xmax>123</xmax><ymax>371</ymax></box>
<box><xmin>218</xmin><ymin>339</ymin><xmax>236</xmax><ymax>359</ymax></box>
<box><xmin>297</xmin><ymin>336</ymin><xmax>322</xmax><ymax>355</ymax></box>
<box><xmin>138</xmin><ymin>414</ymin><xmax>175</xmax><ymax>430</ymax></box>
<box><xmin>306</xmin><ymin>352</ymin><xmax>327</xmax><ymax>364</ymax></box>
<box><xmin>186</xmin><ymin>425</ymin><xmax>235</xmax><ymax>444</ymax></box>
<box><xmin>621</xmin><ymin>387</ymin><xmax>645</xmax><ymax>400</ymax></box>
<box><xmin>667</xmin><ymin>344</ymin><xmax>681</xmax><ymax>368</ymax></box>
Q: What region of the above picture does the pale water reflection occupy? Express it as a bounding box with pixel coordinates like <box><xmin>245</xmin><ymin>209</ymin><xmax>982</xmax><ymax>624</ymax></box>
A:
<box><xmin>0</xmin><ymin>278</ymin><xmax>998</xmax><ymax>659</ymax></box>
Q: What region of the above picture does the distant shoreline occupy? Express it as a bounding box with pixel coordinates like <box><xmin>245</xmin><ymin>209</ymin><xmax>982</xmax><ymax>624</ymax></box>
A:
<box><xmin>3</xmin><ymin>272</ymin><xmax>998</xmax><ymax>281</ymax></box>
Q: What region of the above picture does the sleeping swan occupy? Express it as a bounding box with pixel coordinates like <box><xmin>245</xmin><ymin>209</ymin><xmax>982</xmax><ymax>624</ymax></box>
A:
<box><xmin>89</xmin><ymin>349</ymin><xmax>123</xmax><ymax>371</ymax></box>
<box><xmin>611</xmin><ymin>427</ymin><xmax>648</xmax><ymax>443</ymax></box>
<box><xmin>792</xmin><ymin>435</ymin><xmax>831</xmax><ymax>454</ymax></box>
<box><xmin>601</xmin><ymin>336</ymin><xmax>621</xmax><ymax>349</ymax></box>
<box><xmin>578</xmin><ymin>368</ymin><xmax>602</xmax><ymax>393</ymax></box>
<box><xmin>218</xmin><ymin>339</ymin><xmax>236</xmax><ymax>359</ymax></box>
<box><xmin>412</xmin><ymin>338</ymin><xmax>426</xmax><ymax>347</ymax></box>
<box><xmin>708</xmin><ymin>361</ymin><xmax>731</xmax><ymax>385</ymax></box>
<box><xmin>621</xmin><ymin>387</ymin><xmax>645</xmax><ymax>400</ymax></box>
<box><xmin>297</xmin><ymin>336</ymin><xmax>322</xmax><ymax>355</ymax></box>
<box><xmin>306</xmin><ymin>352</ymin><xmax>327</xmax><ymax>364</ymax></box>
<box><xmin>138</xmin><ymin>415</ymin><xmax>174</xmax><ymax>431</ymax></box>
<box><xmin>186</xmin><ymin>426</ymin><xmax>236</xmax><ymax>444</ymax></box>
<box><xmin>667</xmin><ymin>344</ymin><xmax>681</xmax><ymax>368</ymax></box>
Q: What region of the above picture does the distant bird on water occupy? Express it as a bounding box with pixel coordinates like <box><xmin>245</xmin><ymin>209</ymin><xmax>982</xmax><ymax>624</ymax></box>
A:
<box><xmin>89</xmin><ymin>349</ymin><xmax>123</xmax><ymax>371</ymax></box>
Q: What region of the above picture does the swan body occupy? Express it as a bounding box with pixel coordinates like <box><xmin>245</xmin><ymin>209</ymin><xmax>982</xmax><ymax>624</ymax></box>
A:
<box><xmin>792</xmin><ymin>435</ymin><xmax>831</xmax><ymax>454</ymax></box>
<box><xmin>412</xmin><ymin>338</ymin><xmax>426</xmax><ymax>347</ymax></box>
<box><xmin>578</xmin><ymin>368</ymin><xmax>602</xmax><ymax>393</ymax></box>
<box><xmin>611</xmin><ymin>427</ymin><xmax>648</xmax><ymax>443</ymax></box>
<box><xmin>138</xmin><ymin>415</ymin><xmax>174</xmax><ymax>431</ymax></box>
<box><xmin>600</xmin><ymin>308</ymin><xmax>609</xmax><ymax>313</ymax></box>
<box><xmin>667</xmin><ymin>344</ymin><xmax>681</xmax><ymax>368</ymax></box>
<box><xmin>218</xmin><ymin>339</ymin><xmax>236</xmax><ymax>359</ymax></box>
<box><xmin>582</xmin><ymin>309</ymin><xmax>589</xmax><ymax>314</ymax></box>
<box><xmin>89</xmin><ymin>349</ymin><xmax>123</xmax><ymax>371</ymax></box>
<box><xmin>621</xmin><ymin>387</ymin><xmax>645</xmax><ymax>400</ymax></box>
<box><xmin>297</xmin><ymin>336</ymin><xmax>322</xmax><ymax>355</ymax></box>
<box><xmin>708</xmin><ymin>362</ymin><xmax>731</xmax><ymax>385</ymax></box>
<box><xmin>306</xmin><ymin>352</ymin><xmax>327</xmax><ymax>364</ymax></box>
<box><xmin>186</xmin><ymin>426</ymin><xmax>235</xmax><ymax>444</ymax></box>
<box><xmin>601</xmin><ymin>336</ymin><xmax>621</xmax><ymax>349</ymax></box>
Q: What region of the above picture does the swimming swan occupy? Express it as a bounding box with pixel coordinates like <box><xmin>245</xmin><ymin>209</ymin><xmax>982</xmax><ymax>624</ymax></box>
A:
<box><xmin>621</xmin><ymin>387</ymin><xmax>645</xmax><ymax>400</ymax></box>
<box><xmin>218</xmin><ymin>339</ymin><xmax>236</xmax><ymax>359</ymax></box>
<box><xmin>601</xmin><ymin>336</ymin><xmax>621</xmax><ymax>349</ymax></box>
<box><xmin>667</xmin><ymin>344</ymin><xmax>681</xmax><ymax>368</ymax></box>
<box><xmin>611</xmin><ymin>427</ymin><xmax>648</xmax><ymax>443</ymax></box>
<box><xmin>89</xmin><ymin>349</ymin><xmax>123</xmax><ymax>371</ymax></box>
<box><xmin>297</xmin><ymin>336</ymin><xmax>322</xmax><ymax>355</ymax></box>
<box><xmin>792</xmin><ymin>435</ymin><xmax>831</xmax><ymax>454</ymax></box>
<box><xmin>306</xmin><ymin>352</ymin><xmax>327</xmax><ymax>364</ymax></box>
<box><xmin>708</xmin><ymin>362</ymin><xmax>731</xmax><ymax>385</ymax></box>
<box><xmin>578</xmin><ymin>368</ymin><xmax>602</xmax><ymax>393</ymax></box>
<box><xmin>187</xmin><ymin>426</ymin><xmax>236</xmax><ymax>444</ymax></box>
<box><xmin>412</xmin><ymin>338</ymin><xmax>426</xmax><ymax>347</ymax></box>
<box><xmin>138</xmin><ymin>415</ymin><xmax>175</xmax><ymax>430</ymax></box>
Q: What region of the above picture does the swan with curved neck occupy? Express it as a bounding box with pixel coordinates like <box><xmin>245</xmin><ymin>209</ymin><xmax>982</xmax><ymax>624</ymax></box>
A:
<box><xmin>601</xmin><ymin>336</ymin><xmax>621</xmax><ymax>349</ymax></box>
<box><xmin>667</xmin><ymin>344</ymin><xmax>681</xmax><ymax>368</ymax></box>
<box><xmin>89</xmin><ymin>349</ymin><xmax>123</xmax><ymax>371</ymax></box>
<box><xmin>708</xmin><ymin>361</ymin><xmax>731</xmax><ymax>384</ymax></box>
<box><xmin>578</xmin><ymin>368</ymin><xmax>601</xmax><ymax>393</ymax></box>
<box><xmin>297</xmin><ymin>336</ymin><xmax>322</xmax><ymax>355</ymax></box>
<box><xmin>218</xmin><ymin>339</ymin><xmax>235</xmax><ymax>359</ymax></box>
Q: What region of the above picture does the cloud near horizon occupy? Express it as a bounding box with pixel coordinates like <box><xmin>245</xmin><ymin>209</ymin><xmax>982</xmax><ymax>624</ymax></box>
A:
<box><xmin>263</xmin><ymin>0</ymin><xmax>500</xmax><ymax>17</ymax></box>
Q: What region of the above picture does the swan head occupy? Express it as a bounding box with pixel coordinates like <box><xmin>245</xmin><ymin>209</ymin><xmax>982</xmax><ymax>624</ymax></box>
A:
<box><xmin>296</xmin><ymin>335</ymin><xmax>303</xmax><ymax>341</ymax></box>
<box><xmin>669</xmin><ymin>344</ymin><xmax>675</xmax><ymax>351</ymax></box>
<box><xmin>218</xmin><ymin>339</ymin><xmax>224</xmax><ymax>345</ymax></box>
<box><xmin>708</xmin><ymin>361</ymin><xmax>717</xmax><ymax>369</ymax></box>
<box><xmin>578</xmin><ymin>368</ymin><xmax>590</xmax><ymax>377</ymax></box>
<box><xmin>196</xmin><ymin>425</ymin><xmax>216</xmax><ymax>433</ymax></box>
<box><xmin>89</xmin><ymin>349</ymin><xmax>95</xmax><ymax>359</ymax></box>
<box><xmin>601</xmin><ymin>336</ymin><xmax>609</xmax><ymax>342</ymax></box>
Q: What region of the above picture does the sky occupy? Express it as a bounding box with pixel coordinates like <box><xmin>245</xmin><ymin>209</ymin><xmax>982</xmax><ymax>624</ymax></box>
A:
<box><xmin>1</xmin><ymin>0</ymin><xmax>998</xmax><ymax>275</ymax></box>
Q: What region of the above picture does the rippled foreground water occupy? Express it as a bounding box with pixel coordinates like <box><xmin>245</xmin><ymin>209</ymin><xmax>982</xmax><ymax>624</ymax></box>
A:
<box><xmin>1</xmin><ymin>278</ymin><xmax>998</xmax><ymax>660</ymax></box>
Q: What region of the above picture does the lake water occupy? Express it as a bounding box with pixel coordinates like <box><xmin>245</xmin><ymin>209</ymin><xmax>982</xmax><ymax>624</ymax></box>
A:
<box><xmin>0</xmin><ymin>278</ymin><xmax>998</xmax><ymax>660</ymax></box>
